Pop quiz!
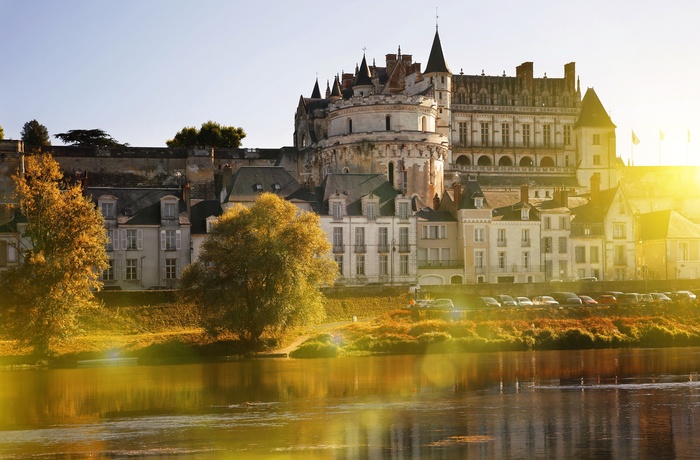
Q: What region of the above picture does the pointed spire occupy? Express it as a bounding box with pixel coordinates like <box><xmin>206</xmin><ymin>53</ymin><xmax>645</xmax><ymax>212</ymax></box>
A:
<box><xmin>310</xmin><ymin>78</ymin><xmax>321</xmax><ymax>99</ymax></box>
<box><xmin>354</xmin><ymin>54</ymin><xmax>373</xmax><ymax>87</ymax></box>
<box><xmin>330</xmin><ymin>75</ymin><xmax>343</xmax><ymax>100</ymax></box>
<box><xmin>325</xmin><ymin>79</ymin><xmax>331</xmax><ymax>98</ymax></box>
<box><xmin>575</xmin><ymin>88</ymin><xmax>616</xmax><ymax>129</ymax></box>
<box><xmin>424</xmin><ymin>29</ymin><xmax>450</xmax><ymax>74</ymax></box>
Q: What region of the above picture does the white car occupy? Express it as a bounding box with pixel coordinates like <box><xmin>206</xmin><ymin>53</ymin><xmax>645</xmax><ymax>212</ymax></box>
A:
<box><xmin>532</xmin><ymin>296</ymin><xmax>559</xmax><ymax>306</ymax></box>
<box><xmin>516</xmin><ymin>296</ymin><xmax>534</xmax><ymax>307</ymax></box>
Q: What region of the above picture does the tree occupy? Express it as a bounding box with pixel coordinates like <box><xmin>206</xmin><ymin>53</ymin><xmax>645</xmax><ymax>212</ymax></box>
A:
<box><xmin>21</xmin><ymin>120</ymin><xmax>51</xmax><ymax>147</ymax></box>
<box><xmin>0</xmin><ymin>154</ymin><xmax>108</xmax><ymax>358</ymax></box>
<box><xmin>0</xmin><ymin>124</ymin><xmax>4</xmax><ymax>140</ymax></box>
<box><xmin>180</xmin><ymin>193</ymin><xmax>336</xmax><ymax>345</ymax></box>
<box><xmin>166</xmin><ymin>121</ymin><xmax>246</xmax><ymax>148</ymax></box>
<box><xmin>54</xmin><ymin>129</ymin><xmax>125</xmax><ymax>148</ymax></box>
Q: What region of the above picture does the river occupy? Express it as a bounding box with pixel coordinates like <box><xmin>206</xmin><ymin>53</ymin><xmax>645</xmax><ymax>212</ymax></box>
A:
<box><xmin>1</xmin><ymin>347</ymin><xmax>700</xmax><ymax>458</ymax></box>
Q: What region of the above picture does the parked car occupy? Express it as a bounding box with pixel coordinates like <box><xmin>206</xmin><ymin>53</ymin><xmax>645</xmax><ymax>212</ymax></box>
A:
<box><xmin>639</xmin><ymin>293</ymin><xmax>653</xmax><ymax>306</ymax></box>
<box><xmin>516</xmin><ymin>296</ymin><xmax>534</xmax><ymax>307</ymax></box>
<box><xmin>649</xmin><ymin>292</ymin><xmax>672</xmax><ymax>304</ymax></box>
<box><xmin>532</xmin><ymin>295</ymin><xmax>559</xmax><ymax>306</ymax></box>
<box><xmin>474</xmin><ymin>297</ymin><xmax>501</xmax><ymax>309</ymax></box>
<box><xmin>671</xmin><ymin>291</ymin><xmax>697</xmax><ymax>305</ymax></box>
<box><xmin>578</xmin><ymin>295</ymin><xmax>598</xmax><ymax>305</ymax></box>
<box><xmin>550</xmin><ymin>292</ymin><xmax>583</xmax><ymax>306</ymax></box>
<box><xmin>618</xmin><ymin>293</ymin><xmax>642</xmax><ymax>307</ymax></box>
<box><xmin>596</xmin><ymin>294</ymin><xmax>618</xmax><ymax>306</ymax></box>
<box><xmin>431</xmin><ymin>299</ymin><xmax>455</xmax><ymax>309</ymax></box>
<box><xmin>580</xmin><ymin>277</ymin><xmax>598</xmax><ymax>282</ymax></box>
<box><xmin>495</xmin><ymin>295</ymin><xmax>518</xmax><ymax>308</ymax></box>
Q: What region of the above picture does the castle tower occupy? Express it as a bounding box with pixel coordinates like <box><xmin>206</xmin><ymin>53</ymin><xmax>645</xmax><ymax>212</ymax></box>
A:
<box><xmin>422</xmin><ymin>28</ymin><xmax>452</xmax><ymax>157</ymax></box>
<box><xmin>574</xmin><ymin>87</ymin><xmax>617</xmax><ymax>189</ymax></box>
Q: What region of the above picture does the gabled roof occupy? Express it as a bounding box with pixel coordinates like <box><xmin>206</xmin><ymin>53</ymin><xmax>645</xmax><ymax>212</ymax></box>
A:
<box><xmin>416</xmin><ymin>208</ymin><xmax>457</xmax><ymax>222</ymax></box>
<box><xmin>225</xmin><ymin>166</ymin><xmax>314</xmax><ymax>205</ymax></box>
<box><xmin>321</xmin><ymin>173</ymin><xmax>399</xmax><ymax>216</ymax></box>
<box><xmin>569</xmin><ymin>186</ymin><xmax>619</xmax><ymax>223</ymax></box>
<box><xmin>85</xmin><ymin>187</ymin><xmax>187</xmax><ymax>225</ymax></box>
<box><xmin>639</xmin><ymin>209</ymin><xmax>700</xmax><ymax>240</ymax></box>
<box><xmin>354</xmin><ymin>54</ymin><xmax>373</xmax><ymax>87</ymax></box>
<box><xmin>492</xmin><ymin>202</ymin><xmax>539</xmax><ymax>222</ymax></box>
<box><xmin>574</xmin><ymin>87</ymin><xmax>616</xmax><ymax>129</ymax></box>
<box><xmin>330</xmin><ymin>75</ymin><xmax>343</xmax><ymax>98</ymax></box>
<box><xmin>423</xmin><ymin>30</ymin><xmax>450</xmax><ymax>74</ymax></box>
<box><xmin>190</xmin><ymin>200</ymin><xmax>222</xmax><ymax>235</ymax></box>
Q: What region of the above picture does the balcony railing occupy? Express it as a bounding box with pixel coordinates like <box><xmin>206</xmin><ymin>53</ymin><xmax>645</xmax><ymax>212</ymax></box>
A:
<box><xmin>354</xmin><ymin>244</ymin><xmax>366</xmax><ymax>253</ymax></box>
<box><xmin>521</xmin><ymin>239</ymin><xmax>531</xmax><ymax>247</ymax></box>
<box><xmin>417</xmin><ymin>260</ymin><xmax>465</xmax><ymax>269</ymax></box>
<box><xmin>497</xmin><ymin>239</ymin><xmax>507</xmax><ymax>247</ymax></box>
<box><xmin>333</xmin><ymin>245</ymin><xmax>345</xmax><ymax>253</ymax></box>
<box><xmin>378</xmin><ymin>244</ymin><xmax>390</xmax><ymax>253</ymax></box>
<box><xmin>399</xmin><ymin>244</ymin><xmax>410</xmax><ymax>253</ymax></box>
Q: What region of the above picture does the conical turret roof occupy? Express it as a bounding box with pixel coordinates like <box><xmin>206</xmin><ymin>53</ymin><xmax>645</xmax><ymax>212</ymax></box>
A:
<box><xmin>310</xmin><ymin>78</ymin><xmax>322</xmax><ymax>99</ymax></box>
<box><xmin>424</xmin><ymin>30</ymin><xmax>450</xmax><ymax>74</ymax></box>
<box><xmin>354</xmin><ymin>54</ymin><xmax>373</xmax><ymax>86</ymax></box>
<box><xmin>575</xmin><ymin>88</ymin><xmax>616</xmax><ymax>128</ymax></box>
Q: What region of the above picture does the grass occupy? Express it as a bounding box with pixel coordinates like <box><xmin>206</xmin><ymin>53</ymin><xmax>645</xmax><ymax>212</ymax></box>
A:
<box><xmin>3</xmin><ymin>294</ymin><xmax>700</xmax><ymax>365</ymax></box>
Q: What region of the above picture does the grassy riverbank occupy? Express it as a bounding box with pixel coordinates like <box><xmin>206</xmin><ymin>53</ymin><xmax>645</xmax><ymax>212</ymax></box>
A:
<box><xmin>2</xmin><ymin>293</ymin><xmax>700</xmax><ymax>365</ymax></box>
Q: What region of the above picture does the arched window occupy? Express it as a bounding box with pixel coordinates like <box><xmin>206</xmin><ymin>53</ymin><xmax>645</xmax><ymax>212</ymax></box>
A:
<box><xmin>540</xmin><ymin>156</ymin><xmax>555</xmax><ymax>167</ymax></box>
<box><xmin>342</xmin><ymin>167</ymin><xmax>350</xmax><ymax>173</ymax></box>
<box><xmin>477</xmin><ymin>156</ymin><xmax>492</xmax><ymax>166</ymax></box>
<box><xmin>347</xmin><ymin>118</ymin><xmax>353</xmax><ymax>134</ymax></box>
<box><xmin>455</xmin><ymin>155</ymin><xmax>471</xmax><ymax>166</ymax></box>
<box><xmin>519</xmin><ymin>157</ymin><xmax>534</xmax><ymax>167</ymax></box>
<box><xmin>498</xmin><ymin>156</ymin><xmax>513</xmax><ymax>166</ymax></box>
<box><xmin>301</xmin><ymin>133</ymin><xmax>306</xmax><ymax>148</ymax></box>
<box><xmin>388</xmin><ymin>162</ymin><xmax>395</xmax><ymax>186</ymax></box>
<box><xmin>421</xmin><ymin>116</ymin><xmax>427</xmax><ymax>132</ymax></box>
<box><xmin>386</xmin><ymin>115</ymin><xmax>391</xmax><ymax>131</ymax></box>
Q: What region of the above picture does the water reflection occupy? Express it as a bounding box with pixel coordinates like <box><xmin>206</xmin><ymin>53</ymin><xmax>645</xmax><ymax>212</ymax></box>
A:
<box><xmin>1</xmin><ymin>348</ymin><xmax>700</xmax><ymax>458</ymax></box>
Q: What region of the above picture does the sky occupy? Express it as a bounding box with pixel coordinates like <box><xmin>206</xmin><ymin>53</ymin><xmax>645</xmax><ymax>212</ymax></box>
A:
<box><xmin>2</xmin><ymin>0</ymin><xmax>700</xmax><ymax>166</ymax></box>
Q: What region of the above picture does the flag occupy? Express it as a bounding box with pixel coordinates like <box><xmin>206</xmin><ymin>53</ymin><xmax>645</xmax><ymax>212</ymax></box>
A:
<box><xmin>660</xmin><ymin>130</ymin><xmax>665</xmax><ymax>141</ymax></box>
<box><xmin>632</xmin><ymin>131</ymin><xmax>640</xmax><ymax>145</ymax></box>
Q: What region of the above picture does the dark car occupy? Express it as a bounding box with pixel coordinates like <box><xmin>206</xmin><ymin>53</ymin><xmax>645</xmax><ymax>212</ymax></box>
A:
<box><xmin>473</xmin><ymin>296</ymin><xmax>501</xmax><ymax>309</ymax></box>
<box><xmin>578</xmin><ymin>295</ymin><xmax>598</xmax><ymax>305</ymax></box>
<box><xmin>495</xmin><ymin>295</ymin><xmax>518</xmax><ymax>308</ymax></box>
<box><xmin>596</xmin><ymin>294</ymin><xmax>618</xmax><ymax>306</ymax></box>
<box><xmin>550</xmin><ymin>292</ymin><xmax>583</xmax><ymax>306</ymax></box>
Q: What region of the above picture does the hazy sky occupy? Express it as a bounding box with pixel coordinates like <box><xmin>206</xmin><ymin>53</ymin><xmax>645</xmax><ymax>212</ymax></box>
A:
<box><xmin>2</xmin><ymin>0</ymin><xmax>699</xmax><ymax>166</ymax></box>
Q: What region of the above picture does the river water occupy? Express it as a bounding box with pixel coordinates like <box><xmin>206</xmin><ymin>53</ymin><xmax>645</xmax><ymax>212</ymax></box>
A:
<box><xmin>1</xmin><ymin>347</ymin><xmax>700</xmax><ymax>458</ymax></box>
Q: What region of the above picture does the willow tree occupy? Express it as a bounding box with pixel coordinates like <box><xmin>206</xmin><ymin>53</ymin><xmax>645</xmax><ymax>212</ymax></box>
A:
<box><xmin>0</xmin><ymin>154</ymin><xmax>108</xmax><ymax>358</ymax></box>
<box><xmin>180</xmin><ymin>193</ymin><xmax>336</xmax><ymax>345</ymax></box>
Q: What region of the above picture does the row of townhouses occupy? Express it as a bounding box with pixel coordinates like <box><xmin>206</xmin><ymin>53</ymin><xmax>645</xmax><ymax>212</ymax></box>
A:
<box><xmin>2</xmin><ymin>27</ymin><xmax>699</xmax><ymax>288</ymax></box>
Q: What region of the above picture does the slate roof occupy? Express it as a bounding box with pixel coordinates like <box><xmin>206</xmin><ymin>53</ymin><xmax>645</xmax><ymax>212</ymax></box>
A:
<box><xmin>225</xmin><ymin>166</ymin><xmax>316</xmax><ymax>208</ymax></box>
<box><xmin>423</xmin><ymin>30</ymin><xmax>450</xmax><ymax>74</ymax></box>
<box><xmin>310</xmin><ymin>79</ymin><xmax>322</xmax><ymax>99</ymax></box>
<box><xmin>492</xmin><ymin>202</ymin><xmax>539</xmax><ymax>222</ymax></box>
<box><xmin>569</xmin><ymin>186</ymin><xmax>619</xmax><ymax>223</ymax></box>
<box><xmin>574</xmin><ymin>88</ymin><xmax>616</xmax><ymax>129</ymax></box>
<box><xmin>189</xmin><ymin>200</ymin><xmax>222</xmax><ymax>235</ymax></box>
<box><xmin>416</xmin><ymin>208</ymin><xmax>457</xmax><ymax>222</ymax></box>
<box><xmin>85</xmin><ymin>187</ymin><xmax>187</xmax><ymax>226</ymax></box>
<box><xmin>638</xmin><ymin>209</ymin><xmax>700</xmax><ymax>241</ymax></box>
<box><xmin>321</xmin><ymin>173</ymin><xmax>399</xmax><ymax>216</ymax></box>
<box><xmin>354</xmin><ymin>55</ymin><xmax>373</xmax><ymax>87</ymax></box>
<box><xmin>472</xmin><ymin>174</ymin><xmax>579</xmax><ymax>188</ymax></box>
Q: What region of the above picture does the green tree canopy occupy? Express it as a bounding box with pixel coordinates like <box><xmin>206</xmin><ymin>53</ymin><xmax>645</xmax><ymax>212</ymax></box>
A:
<box><xmin>180</xmin><ymin>193</ymin><xmax>335</xmax><ymax>345</ymax></box>
<box><xmin>21</xmin><ymin>119</ymin><xmax>51</xmax><ymax>147</ymax></box>
<box><xmin>0</xmin><ymin>154</ymin><xmax>108</xmax><ymax>358</ymax></box>
<box><xmin>167</xmin><ymin>121</ymin><xmax>246</xmax><ymax>148</ymax></box>
<box><xmin>54</xmin><ymin>129</ymin><xmax>125</xmax><ymax>148</ymax></box>
<box><xmin>0</xmin><ymin>124</ymin><xmax>4</xmax><ymax>140</ymax></box>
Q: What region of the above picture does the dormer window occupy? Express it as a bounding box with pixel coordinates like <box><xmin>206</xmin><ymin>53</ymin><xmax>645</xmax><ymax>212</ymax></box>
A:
<box><xmin>255</xmin><ymin>183</ymin><xmax>263</xmax><ymax>192</ymax></box>
<box><xmin>272</xmin><ymin>183</ymin><xmax>281</xmax><ymax>192</ymax></box>
<box><xmin>521</xmin><ymin>207</ymin><xmax>530</xmax><ymax>220</ymax></box>
<box><xmin>362</xmin><ymin>194</ymin><xmax>380</xmax><ymax>220</ymax></box>
<box><xmin>396</xmin><ymin>198</ymin><xmax>410</xmax><ymax>219</ymax></box>
<box><xmin>98</xmin><ymin>195</ymin><xmax>117</xmax><ymax>220</ymax></box>
<box><xmin>161</xmin><ymin>196</ymin><xmax>179</xmax><ymax>220</ymax></box>
<box><xmin>474</xmin><ymin>197</ymin><xmax>484</xmax><ymax>209</ymax></box>
<box><xmin>330</xmin><ymin>194</ymin><xmax>347</xmax><ymax>220</ymax></box>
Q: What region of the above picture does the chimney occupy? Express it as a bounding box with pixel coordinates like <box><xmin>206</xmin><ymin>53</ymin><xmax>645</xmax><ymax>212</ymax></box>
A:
<box><xmin>564</xmin><ymin>62</ymin><xmax>576</xmax><ymax>94</ymax></box>
<box><xmin>221</xmin><ymin>164</ymin><xmax>233</xmax><ymax>195</ymax></box>
<box><xmin>516</xmin><ymin>62</ymin><xmax>534</xmax><ymax>92</ymax></box>
<box><xmin>453</xmin><ymin>182</ymin><xmax>462</xmax><ymax>213</ymax></box>
<box><xmin>561</xmin><ymin>188</ymin><xmax>569</xmax><ymax>207</ymax></box>
<box><xmin>590</xmin><ymin>173</ymin><xmax>601</xmax><ymax>206</ymax></box>
<box><xmin>433</xmin><ymin>193</ymin><xmax>440</xmax><ymax>210</ymax></box>
<box><xmin>520</xmin><ymin>183</ymin><xmax>529</xmax><ymax>204</ymax></box>
<box><xmin>183</xmin><ymin>182</ymin><xmax>191</xmax><ymax>218</ymax></box>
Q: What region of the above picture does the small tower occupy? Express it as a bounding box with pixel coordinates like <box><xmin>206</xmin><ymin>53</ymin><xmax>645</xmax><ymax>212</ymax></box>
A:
<box><xmin>423</xmin><ymin>28</ymin><xmax>452</xmax><ymax>158</ymax></box>
<box><xmin>574</xmin><ymin>88</ymin><xmax>617</xmax><ymax>189</ymax></box>
<box><xmin>353</xmin><ymin>54</ymin><xmax>374</xmax><ymax>97</ymax></box>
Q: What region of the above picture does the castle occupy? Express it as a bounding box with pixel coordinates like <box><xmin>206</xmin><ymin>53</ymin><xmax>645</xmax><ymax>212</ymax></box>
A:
<box><xmin>1</xmin><ymin>28</ymin><xmax>699</xmax><ymax>287</ymax></box>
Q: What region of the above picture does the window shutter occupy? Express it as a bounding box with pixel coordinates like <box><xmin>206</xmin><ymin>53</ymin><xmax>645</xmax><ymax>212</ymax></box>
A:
<box><xmin>121</xmin><ymin>257</ymin><xmax>126</xmax><ymax>280</ymax></box>
<box><xmin>137</xmin><ymin>229</ymin><xmax>143</xmax><ymax>250</ymax></box>
<box><xmin>160</xmin><ymin>230</ymin><xmax>166</xmax><ymax>251</ymax></box>
<box><xmin>120</xmin><ymin>229</ymin><xmax>127</xmax><ymax>250</ymax></box>
<box><xmin>162</xmin><ymin>257</ymin><xmax>166</xmax><ymax>279</ymax></box>
<box><xmin>176</xmin><ymin>230</ymin><xmax>182</xmax><ymax>250</ymax></box>
<box><xmin>137</xmin><ymin>259</ymin><xmax>142</xmax><ymax>280</ymax></box>
<box><xmin>176</xmin><ymin>260</ymin><xmax>181</xmax><ymax>279</ymax></box>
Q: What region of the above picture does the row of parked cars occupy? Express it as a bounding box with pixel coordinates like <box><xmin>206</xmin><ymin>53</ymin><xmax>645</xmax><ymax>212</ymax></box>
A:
<box><xmin>475</xmin><ymin>290</ymin><xmax>699</xmax><ymax>308</ymax></box>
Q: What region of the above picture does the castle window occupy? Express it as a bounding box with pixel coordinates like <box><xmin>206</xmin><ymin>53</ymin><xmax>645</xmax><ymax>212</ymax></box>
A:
<box><xmin>459</xmin><ymin>122</ymin><xmax>468</xmax><ymax>146</ymax></box>
<box><xmin>523</xmin><ymin>124</ymin><xmax>531</xmax><ymax>147</ymax></box>
<box><xmin>542</xmin><ymin>124</ymin><xmax>551</xmax><ymax>147</ymax></box>
<box><xmin>388</xmin><ymin>162</ymin><xmax>395</xmax><ymax>187</ymax></box>
<box><xmin>480</xmin><ymin>122</ymin><xmax>489</xmax><ymax>146</ymax></box>
<box><xmin>593</xmin><ymin>134</ymin><xmax>600</xmax><ymax>145</ymax></box>
<box><xmin>347</xmin><ymin>118</ymin><xmax>353</xmax><ymax>134</ymax></box>
<box><xmin>501</xmin><ymin>123</ymin><xmax>510</xmax><ymax>147</ymax></box>
<box><xmin>593</xmin><ymin>155</ymin><xmax>601</xmax><ymax>165</ymax></box>
<box><xmin>563</xmin><ymin>125</ymin><xmax>571</xmax><ymax>145</ymax></box>
<box><xmin>421</xmin><ymin>116</ymin><xmax>427</xmax><ymax>132</ymax></box>
<box><xmin>386</xmin><ymin>115</ymin><xmax>391</xmax><ymax>131</ymax></box>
